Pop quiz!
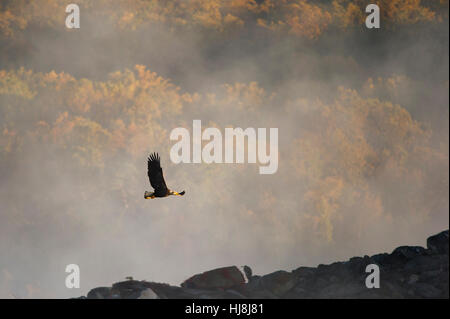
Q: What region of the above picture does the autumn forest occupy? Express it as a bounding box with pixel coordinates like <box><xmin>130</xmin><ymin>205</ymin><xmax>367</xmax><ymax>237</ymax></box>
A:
<box><xmin>0</xmin><ymin>0</ymin><xmax>448</xmax><ymax>298</ymax></box>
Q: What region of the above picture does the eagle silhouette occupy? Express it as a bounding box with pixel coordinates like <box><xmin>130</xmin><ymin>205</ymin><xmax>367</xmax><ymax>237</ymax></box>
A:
<box><xmin>145</xmin><ymin>153</ymin><xmax>185</xmax><ymax>199</ymax></box>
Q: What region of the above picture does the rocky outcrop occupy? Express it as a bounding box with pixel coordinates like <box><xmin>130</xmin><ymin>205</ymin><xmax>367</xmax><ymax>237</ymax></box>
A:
<box><xmin>181</xmin><ymin>266</ymin><xmax>245</xmax><ymax>290</ymax></box>
<box><xmin>80</xmin><ymin>230</ymin><xmax>449</xmax><ymax>299</ymax></box>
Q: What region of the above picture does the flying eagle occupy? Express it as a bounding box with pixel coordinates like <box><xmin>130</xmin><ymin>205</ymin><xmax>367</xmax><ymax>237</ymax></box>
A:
<box><xmin>145</xmin><ymin>152</ymin><xmax>185</xmax><ymax>199</ymax></box>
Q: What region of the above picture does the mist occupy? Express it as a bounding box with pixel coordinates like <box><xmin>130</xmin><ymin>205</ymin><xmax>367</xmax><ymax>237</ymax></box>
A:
<box><xmin>0</xmin><ymin>1</ymin><xmax>448</xmax><ymax>298</ymax></box>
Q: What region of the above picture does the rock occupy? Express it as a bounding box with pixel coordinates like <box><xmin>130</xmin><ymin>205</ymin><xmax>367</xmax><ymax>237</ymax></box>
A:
<box><xmin>86</xmin><ymin>287</ymin><xmax>112</xmax><ymax>299</ymax></box>
<box><xmin>346</xmin><ymin>256</ymin><xmax>370</xmax><ymax>273</ymax></box>
<box><xmin>317</xmin><ymin>282</ymin><xmax>366</xmax><ymax>298</ymax></box>
<box><xmin>224</xmin><ymin>289</ymin><xmax>247</xmax><ymax>299</ymax></box>
<box><xmin>427</xmin><ymin>230</ymin><xmax>449</xmax><ymax>254</ymax></box>
<box><xmin>391</xmin><ymin>246</ymin><xmax>426</xmax><ymax>259</ymax></box>
<box><xmin>143</xmin><ymin>282</ymin><xmax>189</xmax><ymax>299</ymax></box>
<box><xmin>243</xmin><ymin>265</ymin><xmax>252</xmax><ymax>281</ymax></box>
<box><xmin>243</xmin><ymin>275</ymin><xmax>262</xmax><ymax>292</ymax></box>
<box><xmin>414</xmin><ymin>283</ymin><xmax>442</xmax><ymax>298</ymax></box>
<box><xmin>408</xmin><ymin>274</ymin><xmax>419</xmax><ymax>284</ymax></box>
<box><xmin>138</xmin><ymin>288</ymin><xmax>159</xmax><ymax>299</ymax></box>
<box><xmin>259</xmin><ymin>270</ymin><xmax>297</xmax><ymax>297</ymax></box>
<box><xmin>246</xmin><ymin>289</ymin><xmax>279</xmax><ymax>299</ymax></box>
<box><xmin>181</xmin><ymin>266</ymin><xmax>245</xmax><ymax>290</ymax></box>
<box><xmin>370</xmin><ymin>253</ymin><xmax>389</xmax><ymax>265</ymax></box>
<box><xmin>283</xmin><ymin>285</ymin><xmax>309</xmax><ymax>299</ymax></box>
<box><xmin>405</xmin><ymin>254</ymin><xmax>447</xmax><ymax>272</ymax></box>
<box><xmin>79</xmin><ymin>230</ymin><xmax>449</xmax><ymax>299</ymax></box>
<box><xmin>109</xmin><ymin>280</ymin><xmax>181</xmax><ymax>299</ymax></box>
<box><xmin>112</xmin><ymin>280</ymin><xmax>143</xmax><ymax>298</ymax></box>
<box><xmin>292</xmin><ymin>266</ymin><xmax>316</xmax><ymax>277</ymax></box>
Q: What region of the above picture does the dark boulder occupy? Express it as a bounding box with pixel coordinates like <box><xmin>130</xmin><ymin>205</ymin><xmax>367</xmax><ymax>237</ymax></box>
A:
<box><xmin>391</xmin><ymin>246</ymin><xmax>427</xmax><ymax>259</ymax></box>
<box><xmin>243</xmin><ymin>265</ymin><xmax>253</xmax><ymax>281</ymax></box>
<box><xmin>181</xmin><ymin>266</ymin><xmax>245</xmax><ymax>289</ymax></box>
<box><xmin>427</xmin><ymin>230</ymin><xmax>449</xmax><ymax>255</ymax></box>
<box><xmin>258</xmin><ymin>270</ymin><xmax>298</xmax><ymax>297</ymax></box>
<box><xmin>86</xmin><ymin>287</ymin><xmax>113</xmax><ymax>299</ymax></box>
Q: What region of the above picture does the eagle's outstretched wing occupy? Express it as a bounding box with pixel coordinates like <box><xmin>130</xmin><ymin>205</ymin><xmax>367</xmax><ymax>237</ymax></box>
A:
<box><xmin>147</xmin><ymin>153</ymin><xmax>168</xmax><ymax>193</ymax></box>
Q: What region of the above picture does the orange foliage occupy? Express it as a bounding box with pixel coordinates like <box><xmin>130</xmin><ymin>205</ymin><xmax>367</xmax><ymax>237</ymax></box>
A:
<box><xmin>0</xmin><ymin>0</ymin><xmax>447</xmax><ymax>39</ymax></box>
<box><xmin>0</xmin><ymin>64</ymin><xmax>447</xmax><ymax>250</ymax></box>
<box><xmin>287</xmin><ymin>87</ymin><xmax>445</xmax><ymax>242</ymax></box>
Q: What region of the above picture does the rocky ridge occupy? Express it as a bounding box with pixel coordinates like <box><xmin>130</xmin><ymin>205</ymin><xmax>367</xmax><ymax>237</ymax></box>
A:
<box><xmin>80</xmin><ymin>230</ymin><xmax>449</xmax><ymax>299</ymax></box>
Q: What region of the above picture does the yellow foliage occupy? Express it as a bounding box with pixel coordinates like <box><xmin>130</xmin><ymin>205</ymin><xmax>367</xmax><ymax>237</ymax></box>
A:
<box><xmin>0</xmin><ymin>0</ymin><xmax>447</xmax><ymax>39</ymax></box>
<box><xmin>288</xmin><ymin>87</ymin><xmax>436</xmax><ymax>241</ymax></box>
<box><xmin>0</xmin><ymin>63</ymin><xmax>447</xmax><ymax>249</ymax></box>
